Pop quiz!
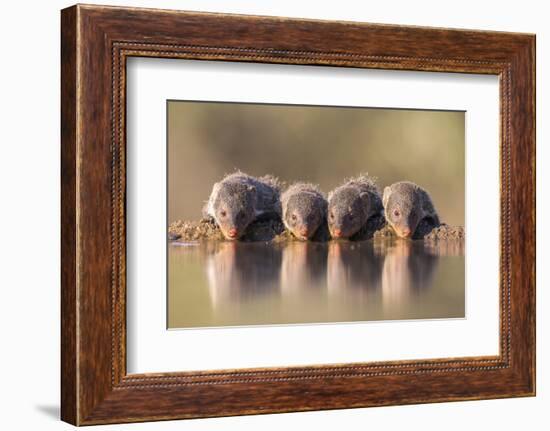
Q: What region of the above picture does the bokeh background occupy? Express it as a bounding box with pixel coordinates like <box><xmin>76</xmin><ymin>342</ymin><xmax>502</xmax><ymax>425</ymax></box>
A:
<box><xmin>168</xmin><ymin>101</ymin><xmax>465</xmax><ymax>226</ymax></box>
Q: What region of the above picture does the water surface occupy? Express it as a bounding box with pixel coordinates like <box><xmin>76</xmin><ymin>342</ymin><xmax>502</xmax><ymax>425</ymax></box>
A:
<box><xmin>168</xmin><ymin>239</ymin><xmax>465</xmax><ymax>329</ymax></box>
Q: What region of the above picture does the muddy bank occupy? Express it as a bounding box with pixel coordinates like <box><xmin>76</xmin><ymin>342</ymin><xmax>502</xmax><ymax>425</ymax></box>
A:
<box><xmin>169</xmin><ymin>218</ymin><xmax>286</xmax><ymax>242</ymax></box>
<box><xmin>424</xmin><ymin>224</ymin><xmax>465</xmax><ymax>241</ymax></box>
<box><xmin>373</xmin><ymin>223</ymin><xmax>464</xmax><ymax>241</ymax></box>
<box><xmin>169</xmin><ymin>219</ymin><xmax>464</xmax><ymax>243</ymax></box>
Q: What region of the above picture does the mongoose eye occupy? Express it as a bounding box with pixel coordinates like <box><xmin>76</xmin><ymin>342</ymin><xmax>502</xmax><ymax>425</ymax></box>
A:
<box><xmin>291</xmin><ymin>214</ymin><xmax>297</xmax><ymax>221</ymax></box>
<box><xmin>393</xmin><ymin>209</ymin><xmax>400</xmax><ymax>218</ymax></box>
<box><xmin>220</xmin><ymin>210</ymin><xmax>226</xmax><ymax>218</ymax></box>
<box><xmin>329</xmin><ymin>212</ymin><xmax>334</xmax><ymax>220</ymax></box>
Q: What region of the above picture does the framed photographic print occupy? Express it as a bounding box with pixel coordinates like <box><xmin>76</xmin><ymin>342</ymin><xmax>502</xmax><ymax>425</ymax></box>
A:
<box><xmin>61</xmin><ymin>4</ymin><xmax>535</xmax><ymax>425</ymax></box>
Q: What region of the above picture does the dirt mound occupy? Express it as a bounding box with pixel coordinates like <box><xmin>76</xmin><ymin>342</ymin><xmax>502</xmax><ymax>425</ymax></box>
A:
<box><xmin>273</xmin><ymin>221</ymin><xmax>331</xmax><ymax>243</ymax></box>
<box><xmin>373</xmin><ymin>223</ymin><xmax>465</xmax><ymax>241</ymax></box>
<box><xmin>424</xmin><ymin>224</ymin><xmax>465</xmax><ymax>241</ymax></box>
<box><xmin>169</xmin><ymin>218</ymin><xmax>285</xmax><ymax>242</ymax></box>
<box><xmin>372</xmin><ymin>224</ymin><xmax>396</xmax><ymax>240</ymax></box>
<box><xmin>169</xmin><ymin>219</ymin><xmax>465</xmax><ymax>243</ymax></box>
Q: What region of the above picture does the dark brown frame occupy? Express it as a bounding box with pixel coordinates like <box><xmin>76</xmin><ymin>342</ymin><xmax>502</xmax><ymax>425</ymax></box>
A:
<box><xmin>61</xmin><ymin>4</ymin><xmax>535</xmax><ymax>426</ymax></box>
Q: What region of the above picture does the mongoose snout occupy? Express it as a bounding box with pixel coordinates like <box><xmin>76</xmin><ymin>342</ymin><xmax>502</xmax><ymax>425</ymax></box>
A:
<box><xmin>203</xmin><ymin>171</ymin><xmax>282</xmax><ymax>240</ymax></box>
<box><xmin>327</xmin><ymin>175</ymin><xmax>385</xmax><ymax>240</ymax></box>
<box><xmin>399</xmin><ymin>227</ymin><xmax>412</xmax><ymax>238</ymax></box>
<box><xmin>281</xmin><ymin>183</ymin><xmax>327</xmax><ymax>241</ymax></box>
<box><xmin>383</xmin><ymin>181</ymin><xmax>440</xmax><ymax>239</ymax></box>
<box><xmin>332</xmin><ymin>228</ymin><xmax>344</xmax><ymax>238</ymax></box>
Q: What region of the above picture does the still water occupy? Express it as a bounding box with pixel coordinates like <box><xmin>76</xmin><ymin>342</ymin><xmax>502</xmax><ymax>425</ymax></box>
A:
<box><xmin>168</xmin><ymin>239</ymin><xmax>465</xmax><ymax>329</ymax></box>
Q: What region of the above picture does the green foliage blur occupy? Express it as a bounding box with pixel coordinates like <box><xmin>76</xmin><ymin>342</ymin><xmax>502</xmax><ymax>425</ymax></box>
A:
<box><xmin>168</xmin><ymin>101</ymin><xmax>465</xmax><ymax>226</ymax></box>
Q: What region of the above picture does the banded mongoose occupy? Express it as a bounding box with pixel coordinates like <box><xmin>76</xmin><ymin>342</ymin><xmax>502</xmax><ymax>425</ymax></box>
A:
<box><xmin>281</xmin><ymin>183</ymin><xmax>327</xmax><ymax>241</ymax></box>
<box><xmin>327</xmin><ymin>175</ymin><xmax>385</xmax><ymax>239</ymax></box>
<box><xmin>203</xmin><ymin>171</ymin><xmax>281</xmax><ymax>240</ymax></box>
<box><xmin>382</xmin><ymin>181</ymin><xmax>440</xmax><ymax>239</ymax></box>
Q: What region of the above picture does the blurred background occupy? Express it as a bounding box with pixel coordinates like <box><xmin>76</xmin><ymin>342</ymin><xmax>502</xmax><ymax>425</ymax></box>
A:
<box><xmin>168</xmin><ymin>101</ymin><xmax>465</xmax><ymax>225</ymax></box>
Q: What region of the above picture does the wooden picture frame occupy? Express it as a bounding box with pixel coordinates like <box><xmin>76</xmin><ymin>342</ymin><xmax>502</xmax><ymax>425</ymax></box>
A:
<box><xmin>61</xmin><ymin>4</ymin><xmax>535</xmax><ymax>425</ymax></box>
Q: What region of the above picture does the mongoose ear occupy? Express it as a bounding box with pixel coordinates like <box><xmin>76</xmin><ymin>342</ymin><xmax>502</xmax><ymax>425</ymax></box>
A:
<box><xmin>247</xmin><ymin>185</ymin><xmax>256</xmax><ymax>193</ymax></box>
<box><xmin>382</xmin><ymin>186</ymin><xmax>392</xmax><ymax>207</ymax></box>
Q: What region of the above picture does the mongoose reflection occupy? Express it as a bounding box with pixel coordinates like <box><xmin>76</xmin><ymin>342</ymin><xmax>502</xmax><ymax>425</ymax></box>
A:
<box><xmin>206</xmin><ymin>242</ymin><xmax>282</xmax><ymax>307</ymax></box>
<box><xmin>280</xmin><ymin>241</ymin><xmax>328</xmax><ymax>294</ymax></box>
<box><xmin>203</xmin><ymin>172</ymin><xmax>281</xmax><ymax>241</ymax></box>
<box><xmin>327</xmin><ymin>175</ymin><xmax>384</xmax><ymax>239</ymax></box>
<box><xmin>383</xmin><ymin>181</ymin><xmax>440</xmax><ymax>239</ymax></box>
<box><xmin>327</xmin><ymin>241</ymin><xmax>384</xmax><ymax>294</ymax></box>
<box><xmin>381</xmin><ymin>240</ymin><xmax>438</xmax><ymax>308</ymax></box>
<box><xmin>281</xmin><ymin>183</ymin><xmax>327</xmax><ymax>240</ymax></box>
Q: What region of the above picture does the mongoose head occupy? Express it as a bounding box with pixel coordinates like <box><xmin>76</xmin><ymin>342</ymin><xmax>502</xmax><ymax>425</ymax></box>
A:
<box><xmin>327</xmin><ymin>187</ymin><xmax>369</xmax><ymax>239</ymax></box>
<box><xmin>283</xmin><ymin>192</ymin><xmax>327</xmax><ymax>240</ymax></box>
<box><xmin>383</xmin><ymin>181</ymin><xmax>428</xmax><ymax>239</ymax></box>
<box><xmin>211</xmin><ymin>181</ymin><xmax>257</xmax><ymax>240</ymax></box>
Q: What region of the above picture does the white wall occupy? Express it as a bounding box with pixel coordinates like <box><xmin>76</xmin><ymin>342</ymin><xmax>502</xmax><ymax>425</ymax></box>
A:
<box><xmin>0</xmin><ymin>1</ymin><xmax>546</xmax><ymax>430</ymax></box>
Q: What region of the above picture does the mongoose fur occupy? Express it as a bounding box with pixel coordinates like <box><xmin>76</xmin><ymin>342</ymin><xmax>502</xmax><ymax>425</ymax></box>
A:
<box><xmin>382</xmin><ymin>181</ymin><xmax>440</xmax><ymax>239</ymax></box>
<box><xmin>327</xmin><ymin>175</ymin><xmax>384</xmax><ymax>239</ymax></box>
<box><xmin>203</xmin><ymin>171</ymin><xmax>281</xmax><ymax>240</ymax></box>
<box><xmin>281</xmin><ymin>183</ymin><xmax>327</xmax><ymax>241</ymax></box>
